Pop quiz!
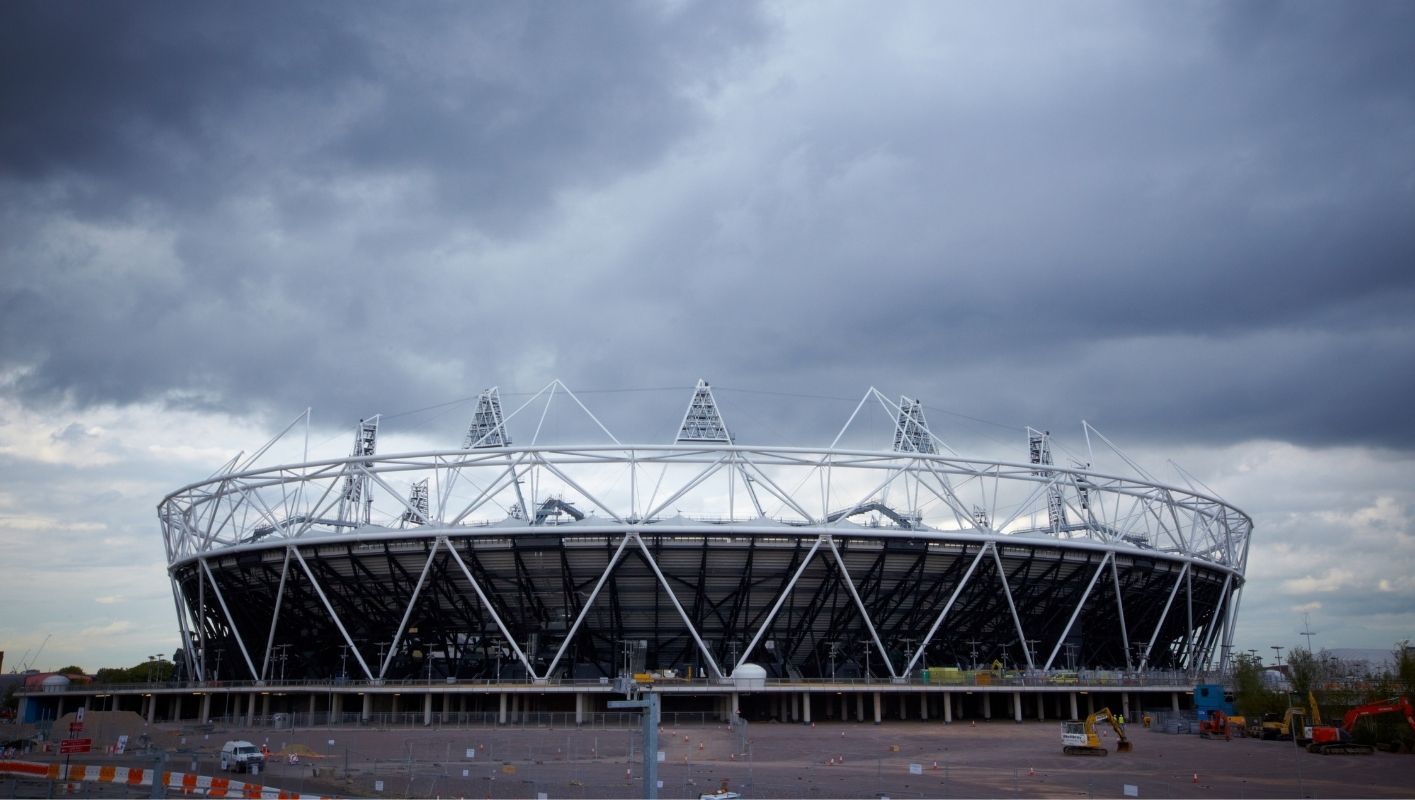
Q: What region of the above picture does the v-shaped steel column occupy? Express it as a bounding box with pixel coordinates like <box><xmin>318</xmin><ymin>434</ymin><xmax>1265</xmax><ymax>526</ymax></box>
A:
<box><xmin>824</xmin><ymin>536</ymin><xmax>897</xmax><ymax>679</ymax></box>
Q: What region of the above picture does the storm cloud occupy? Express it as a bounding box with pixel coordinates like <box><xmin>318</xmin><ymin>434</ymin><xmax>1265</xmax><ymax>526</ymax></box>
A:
<box><xmin>1</xmin><ymin>0</ymin><xmax>1413</xmax><ymax>666</ymax></box>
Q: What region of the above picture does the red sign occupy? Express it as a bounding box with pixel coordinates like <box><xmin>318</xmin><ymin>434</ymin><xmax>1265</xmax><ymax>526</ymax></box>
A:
<box><xmin>69</xmin><ymin>722</ymin><xmax>83</xmax><ymax>733</ymax></box>
<box><xmin>59</xmin><ymin>739</ymin><xmax>91</xmax><ymax>754</ymax></box>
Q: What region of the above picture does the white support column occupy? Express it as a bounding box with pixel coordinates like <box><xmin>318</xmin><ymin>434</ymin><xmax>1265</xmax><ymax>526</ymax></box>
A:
<box><xmin>332</xmin><ymin>694</ymin><xmax>343</xmax><ymax>724</ymax></box>
<box><xmin>731</xmin><ymin>692</ymin><xmax>740</xmax><ymax>720</ymax></box>
<box><xmin>424</xmin><ymin>693</ymin><xmax>433</xmax><ymax>726</ymax></box>
<box><xmin>983</xmin><ymin>693</ymin><xmax>991</xmax><ymax>720</ymax></box>
<box><xmin>261</xmin><ymin>693</ymin><xmax>271</xmax><ymax>720</ymax></box>
<box><xmin>146</xmin><ymin>696</ymin><xmax>156</xmax><ymax>723</ymax></box>
<box><xmin>1037</xmin><ymin>693</ymin><xmax>1044</xmax><ymax>721</ymax></box>
<box><xmin>1012</xmin><ymin>691</ymin><xmax>1022</xmax><ymax>723</ymax></box>
<box><xmin>856</xmin><ymin>693</ymin><xmax>864</xmax><ymax>722</ymax></box>
<box><xmin>171</xmin><ymin>695</ymin><xmax>181</xmax><ymax>722</ymax></box>
<box><xmin>309</xmin><ymin>694</ymin><xmax>317</xmax><ymax>723</ymax></box>
<box><xmin>1087</xmin><ymin>693</ymin><xmax>1095</xmax><ymax>716</ymax></box>
<box><xmin>1122</xmin><ymin>693</ymin><xmax>1131</xmax><ymax>721</ymax></box>
<box><xmin>575</xmin><ymin>693</ymin><xmax>585</xmax><ymax>725</ymax></box>
<box><xmin>361</xmin><ymin>693</ymin><xmax>371</xmax><ymax>724</ymax></box>
<box><xmin>200</xmin><ymin>694</ymin><xmax>212</xmax><ymax>724</ymax></box>
<box><xmin>1171</xmin><ymin>692</ymin><xmax>1180</xmax><ymax>714</ymax></box>
<box><xmin>1069</xmin><ymin>693</ymin><xmax>1078</xmax><ymax>720</ymax></box>
<box><xmin>247</xmin><ymin>693</ymin><xmax>257</xmax><ymax>726</ymax></box>
<box><xmin>790</xmin><ymin>693</ymin><xmax>799</xmax><ymax>722</ymax></box>
<box><xmin>873</xmin><ymin>692</ymin><xmax>882</xmax><ymax>724</ymax></box>
<box><xmin>899</xmin><ymin>694</ymin><xmax>907</xmax><ymax>720</ymax></box>
<box><xmin>802</xmin><ymin>692</ymin><xmax>811</xmax><ymax>724</ymax></box>
<box><xmin>943</xmin><ymin>693</ymin><xmax>953</xmax><ymax>724</ymax></box>
<box><xmin>442</xmin><ymin>692</ymin><xmax>451</xmax><ymax>724</ymax></box>
<box><xmin>498</xmin><ymin>693</ymin><xmax>507</xmax><ymax>725</ymax></box>
<box><xmin>920</xmin><ymin>694</ymin><xmax>928</xmax><ymax>721</ymax></box>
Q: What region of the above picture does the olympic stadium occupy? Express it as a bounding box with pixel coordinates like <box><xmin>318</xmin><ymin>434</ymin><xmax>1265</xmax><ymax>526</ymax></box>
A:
<box><xmin>18</xmin><ymin>380</ymin><xmax>1254</xmax><ymax>727</ymax></box>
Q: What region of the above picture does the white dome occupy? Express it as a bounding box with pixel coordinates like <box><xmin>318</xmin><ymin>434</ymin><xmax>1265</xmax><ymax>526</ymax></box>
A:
<box><xmin>732</xmin><ymin>663</ymin><xmax>767</xmax><ymax>689</ymax></box>
<box><xmin>41</xmin><ymin>674</ymin><xmax>70</xmax><ymax>692</ymax></box>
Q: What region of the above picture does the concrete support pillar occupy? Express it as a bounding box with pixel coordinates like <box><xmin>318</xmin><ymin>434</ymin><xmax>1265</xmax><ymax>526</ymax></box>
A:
<box><xmin>15</xmin><ymin>696</ymin><xmax>27</xmax><ymax>724</ymax></box>
<box><xmin>332</xmin><ymin>693</ymin><xmax>342</xmax><ymax>724</ymax></box>
<box><xmin>1012</xmin><ymin>691</ymin><xmax>1023</xmax><ymax>723</ymax></box>
<box><xmin>145</xmin><ymin>696</ymin><xmax>155</xmax><ymax>723</ymax></box>
<box><xmin>309</xmin><ymin>694</ymin><xmax>318</xmax><ymax>723</ymax></box>
<box><xmin>361</xmin><ymin>693</ymin><xmax>372</xmax><ymax>724</ymax></box>
<box><xmin>56</xmin><ymin>696</ymin><xmax>65</xmax><ymax>718</ymax></box>
<box><xmin>920</xmin><ymin>694</ymin><xmax>928</xmax><ymax>721</ymax></box>
<box><xmin>943</xmin><ymin>693</ymin><xmax>953</xmax><ymax>724</ymax></box>
<box><xmin>261</xmin><ymin>693</ymin><xmax>271</xmax><ymax>721</ymax></box>
<box><xmin>872</xmin><ymin>692</ymin><xmax>882</xmax><ymax>725</ymax></box>
<box><xmin>575</xmin><ymin>693</ymin><xmax>585</xmax><ymax>725</ymax></box>
<box><xmin>983</xmin><ymin>693</ymin><xmax>992</xmax><ymax>720</ymax></box>
<box><xmin>442</xmin><ymin>691</ymin><xmax>451</xmax><ymax>723</ymax></box>
<box><xmin>802</xmin><ymin>693</ymin><xmax>811</xmax><ymax>724</ymax></box>
<box><xmin>173</xmin><ymin>695</ymin><xmax>183</xmax><ymax>722</ymax></box>
<box><xmin>498</xmin><ymin>693</ymin><xmax>507</xmax><ymax>725</ymax></box>
<box><xmin>898</xmin><ymin>694</ymin><xmax>907</xmax><ymax>720</ymax></box>
<box><xmin>731</xmin><ymin>692</ymin><xmax>740</xmax><ymax>721</ymax></box>
<box><xmin>1037</xmin><ymin>693</ymin><xmax>1045</xmax><ymax>721</ymax></box>
<box><xmin>1069</xmin><ymin>693</ymin><xmax>1078</xmax><ymax>720</ymax></box>
<box><xmin>790</xmin><ymin>692</ymin><xmax>799</xmax><ymax>722</ymax></box>
<box><xmin>1087</xmin><ymin>693</ymin><xmax>1095</xmax><ymax>716</ymax></box>
<box><xmin>1172</xmin><ymin>691</ymin><xmax>1180</xmax><ymax>714</ymax></box>
<box><xmin>423</xmin><ymin>693</ymin><xmax>433</xmax><ymax>726</ymax></box>
<box><xmin>855</xmin><ymin>693</ymin><xmax>863</xmax><ymax>722</ymax></box>
<box><xmin>200</xmin><ymin>693</ymin><xmax>212</xmax><ymax>724</ymax></box>
<box><xmin>1122</xmin><ymin>693</ymin><xmax>1131</xmax><ymax>721</ymax></box>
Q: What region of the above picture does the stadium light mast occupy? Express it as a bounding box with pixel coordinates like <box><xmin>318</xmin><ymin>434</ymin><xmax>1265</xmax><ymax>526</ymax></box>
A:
<box><xmin>464</xmin><ymin>387</ymin><xmax>510</xmax><ymax>448</ymax></box>
<box><xmin>401</xmin><ymin>479</ymin><xmax>429</xmax><ymax>528</ymax></box>
<box><xmin>675</xmin><ymin>379</ymin><xmax>732</xmax><ymax>443</ymax></box>
<box><xmin>1028</xmin><ymin>427</ymin><xmax>1066</xmax><ymax>534</ymax></box>
<box><xmin>892</xmin><ymin>397</ymin><xmax>935</xmax><ymax>454</ymax></box>
<box><xmin>340</xmin><ymin>416</ymin><xmax>380</xmax><ymax>525</ymax></box>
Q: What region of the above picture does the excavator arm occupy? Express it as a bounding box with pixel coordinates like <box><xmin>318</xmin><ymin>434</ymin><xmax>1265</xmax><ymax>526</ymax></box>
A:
<box><xmin>1341</xmin><ymin>697</ymin><xmax>1415</xmax><ymax>734</ymax></box>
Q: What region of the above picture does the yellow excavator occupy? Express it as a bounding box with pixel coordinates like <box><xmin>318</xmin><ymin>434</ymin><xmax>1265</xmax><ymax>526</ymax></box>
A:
<box><xmin>1061</xmin><ymin>707</ymin><xmax>1133</xmax><ymax>756</ymax></box>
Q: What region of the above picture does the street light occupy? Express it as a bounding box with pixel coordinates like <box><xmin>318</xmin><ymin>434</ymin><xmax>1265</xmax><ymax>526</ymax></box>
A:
<box><xmin>1271</xmin><ymin>646</ymin><xmax>1284</xmax><ymax>667</ymax></box>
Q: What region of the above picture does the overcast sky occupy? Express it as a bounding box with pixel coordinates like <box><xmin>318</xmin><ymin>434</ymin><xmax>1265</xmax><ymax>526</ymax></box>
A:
<box><xmin>2</xmin><ymin>0</ymin><xmax>1412</xmax><ymax>673</ymax></box>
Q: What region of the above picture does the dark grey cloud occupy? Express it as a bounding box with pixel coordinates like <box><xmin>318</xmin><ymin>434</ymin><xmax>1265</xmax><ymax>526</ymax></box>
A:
<box><xmin>2</xmin><ymin>1</ymin><xmax>1413</xmax><ymax>452</ymax></box>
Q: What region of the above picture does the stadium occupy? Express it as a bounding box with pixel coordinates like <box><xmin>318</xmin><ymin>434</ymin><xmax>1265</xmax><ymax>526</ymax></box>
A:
<box><xmin>149</xmin><ymin>380</ymin><xmax>1250</xmax><ymax>722</ymax></box>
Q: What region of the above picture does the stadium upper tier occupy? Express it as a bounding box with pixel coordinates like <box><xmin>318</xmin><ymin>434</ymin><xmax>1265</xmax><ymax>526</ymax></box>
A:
<box><xmin>159</xmin><ymin>381</ymin><xmax>1251</xmax><ymax>683</ymax></box>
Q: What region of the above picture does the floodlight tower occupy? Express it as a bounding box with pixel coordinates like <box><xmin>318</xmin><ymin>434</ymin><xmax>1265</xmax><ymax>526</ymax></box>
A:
<box><xmin>1028</xmin><ymin>427</ymin><xmax>1066</xmax><ymax>534</ymax></box>
<box><xmin>464</xmin><ymin>387</ymin><xmax>510</xmax><ymax>448</ymax></box>
<box><xmin>339</xmin><ymin>416</ymin><xmax>379</xmax><ymax>524</ymax></box>
<box><xmin>675</xmin><ymin>379</ymin><xmax>732</xmax><ymax>443</ymax></box>
<box><xmin>893</xmin><ymin>397</ymin><xmax>935</xmax><ymax>454</ymax></box>
<box><xmin>401</xmin><ymin>479</ymin><xmax>430</xmax><ymax>528</ymax></box>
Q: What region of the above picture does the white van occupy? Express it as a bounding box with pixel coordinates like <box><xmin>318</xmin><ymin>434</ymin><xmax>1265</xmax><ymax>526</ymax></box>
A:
<box><xmin>220</xmin><ymin>740</ymin><xmax>264</xmax><ymax>773</ymax></box>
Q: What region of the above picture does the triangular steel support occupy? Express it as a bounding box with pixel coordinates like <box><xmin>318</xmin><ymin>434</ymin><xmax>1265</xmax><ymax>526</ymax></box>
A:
<box><xmin>464</xmin><ymin>387</ymin><xmax>511</xmax><ymax>448</ymax></box>
<box><xmin>676</xmin><ymin>379</ymin><xmax>732</xmax><ymax>443</ymax></box>
<box><xmin>893</xmin><ymin>396</ymin><xmax>935</xmax><ymax>454</ymax></box>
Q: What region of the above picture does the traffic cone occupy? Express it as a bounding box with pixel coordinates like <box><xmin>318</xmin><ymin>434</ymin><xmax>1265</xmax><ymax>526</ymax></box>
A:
<box><xmin>699</xmin><ymin>741</ymin><xmax>705</xmax><ymax>751</ymax></box>
<box><xmin>932</xmin><ymin>761</ymin><xmax>940</xmax><ymax>770</ymax></box>
<box><xmin>828</xmin><ymin>758</ymin><xmax>836</xmax><ymax>766</ymax></box>
<box><xmin>730</xmin><ymin>753</ymin><xmax>736</xmax><ymax>761</ymax></box>
<box><xmin>1029</xmin><ymin>767</ymin><xmax>1035</xmax><ymax>776</ymax></box>
<box><xmin>841</xmin><ymin>730</ymin><xmax>845</xmax><ymax>737</ymax></box>
<box><xmin>1193</xmin><ymin>772</ymin><xmax>1199</xmax><ymax>784</ymax></box>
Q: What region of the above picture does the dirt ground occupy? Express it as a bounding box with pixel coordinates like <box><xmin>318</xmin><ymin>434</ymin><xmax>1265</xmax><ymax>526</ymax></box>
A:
<box><xmin>13</xmin><ymin>716</ymin><xmax>1413</xmax><ymax>799</ymax></box>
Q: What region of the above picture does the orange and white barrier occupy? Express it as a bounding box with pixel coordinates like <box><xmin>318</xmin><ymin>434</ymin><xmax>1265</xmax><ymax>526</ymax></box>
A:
<box><xmin>0</xmin><ymin>760</ymin><xmax>336</xmax><ymax>799</ymax></box>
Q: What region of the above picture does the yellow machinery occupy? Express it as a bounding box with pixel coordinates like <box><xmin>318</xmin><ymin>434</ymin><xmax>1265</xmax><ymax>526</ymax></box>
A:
<box><xmin>1061</xmin><ymin>707</ymin><xmax>1133</xmax><ymax>756</ymax></box>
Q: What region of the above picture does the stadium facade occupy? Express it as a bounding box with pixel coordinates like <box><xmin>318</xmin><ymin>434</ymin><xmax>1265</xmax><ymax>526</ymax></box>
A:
<box><xmin>156</xmin><ymin>381</ymin><xmax>1250</xmax><ymax>698</ymax></box>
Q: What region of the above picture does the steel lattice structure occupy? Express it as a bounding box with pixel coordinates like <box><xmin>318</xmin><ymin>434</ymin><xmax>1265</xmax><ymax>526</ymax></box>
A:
<box><xmin>159</xmin><ymin>382</ymin><xmax>1252</xmax><ymax>686</ymax></box>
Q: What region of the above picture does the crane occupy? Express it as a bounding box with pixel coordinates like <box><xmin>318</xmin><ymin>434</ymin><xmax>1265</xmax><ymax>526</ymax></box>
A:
<box><xmin>1061</xmin><ymin>707</ymin><xmax>1133</xmax><ymax>756</ymax></box>
<box><xmin>18</xmin><ymin>634</ymin><xmax>51</xmax><ymax>671</ymax></box>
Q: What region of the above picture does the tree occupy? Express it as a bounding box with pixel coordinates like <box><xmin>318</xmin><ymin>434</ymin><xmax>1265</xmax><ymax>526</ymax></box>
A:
<box><xmin>1287</xmin><ymin>647</ymin><xmax>1320</xmax><ymax>701</ymax></box>
<box><xmin>55</xmin><ymin>665</ymin><xmax>86</xmax><ymax>676</ymax></box>
<box><xmin>1233</xmin><ymin>652</ymin><xmax>1285</xmax><ymax>717</ymax></box>
<box><xmin>1395</xmin><ymin>640</ymin><xmax>1414</xmax><ymax>699</ymax></box>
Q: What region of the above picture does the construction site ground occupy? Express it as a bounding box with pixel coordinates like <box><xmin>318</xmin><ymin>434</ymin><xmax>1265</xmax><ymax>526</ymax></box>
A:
<box><xmin>6</xmin><ymin>713</ymin><xmax>1411</xmax><ymax>798</ymax></box>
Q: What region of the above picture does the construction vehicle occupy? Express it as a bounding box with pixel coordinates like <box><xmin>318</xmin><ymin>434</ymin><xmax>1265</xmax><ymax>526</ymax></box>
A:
<box><xmin>1199</xmin><ymin>709</ymin><xmax>1232</xmax><ymax>740</ymax></box>
<box><xmin>1308</xmin><ymin>696</ymin><xmax>1414</xmax><ymax>755</ymax></box>
<box><xmin>1061</xmin><ymin>707</ymin><xmax>1132</xmax><ymax>756</ymax></box>
<box><xmin>1260</xmin><ymin>705</ymin><xmax>1310</xmax><ymax>743</ymax></box>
